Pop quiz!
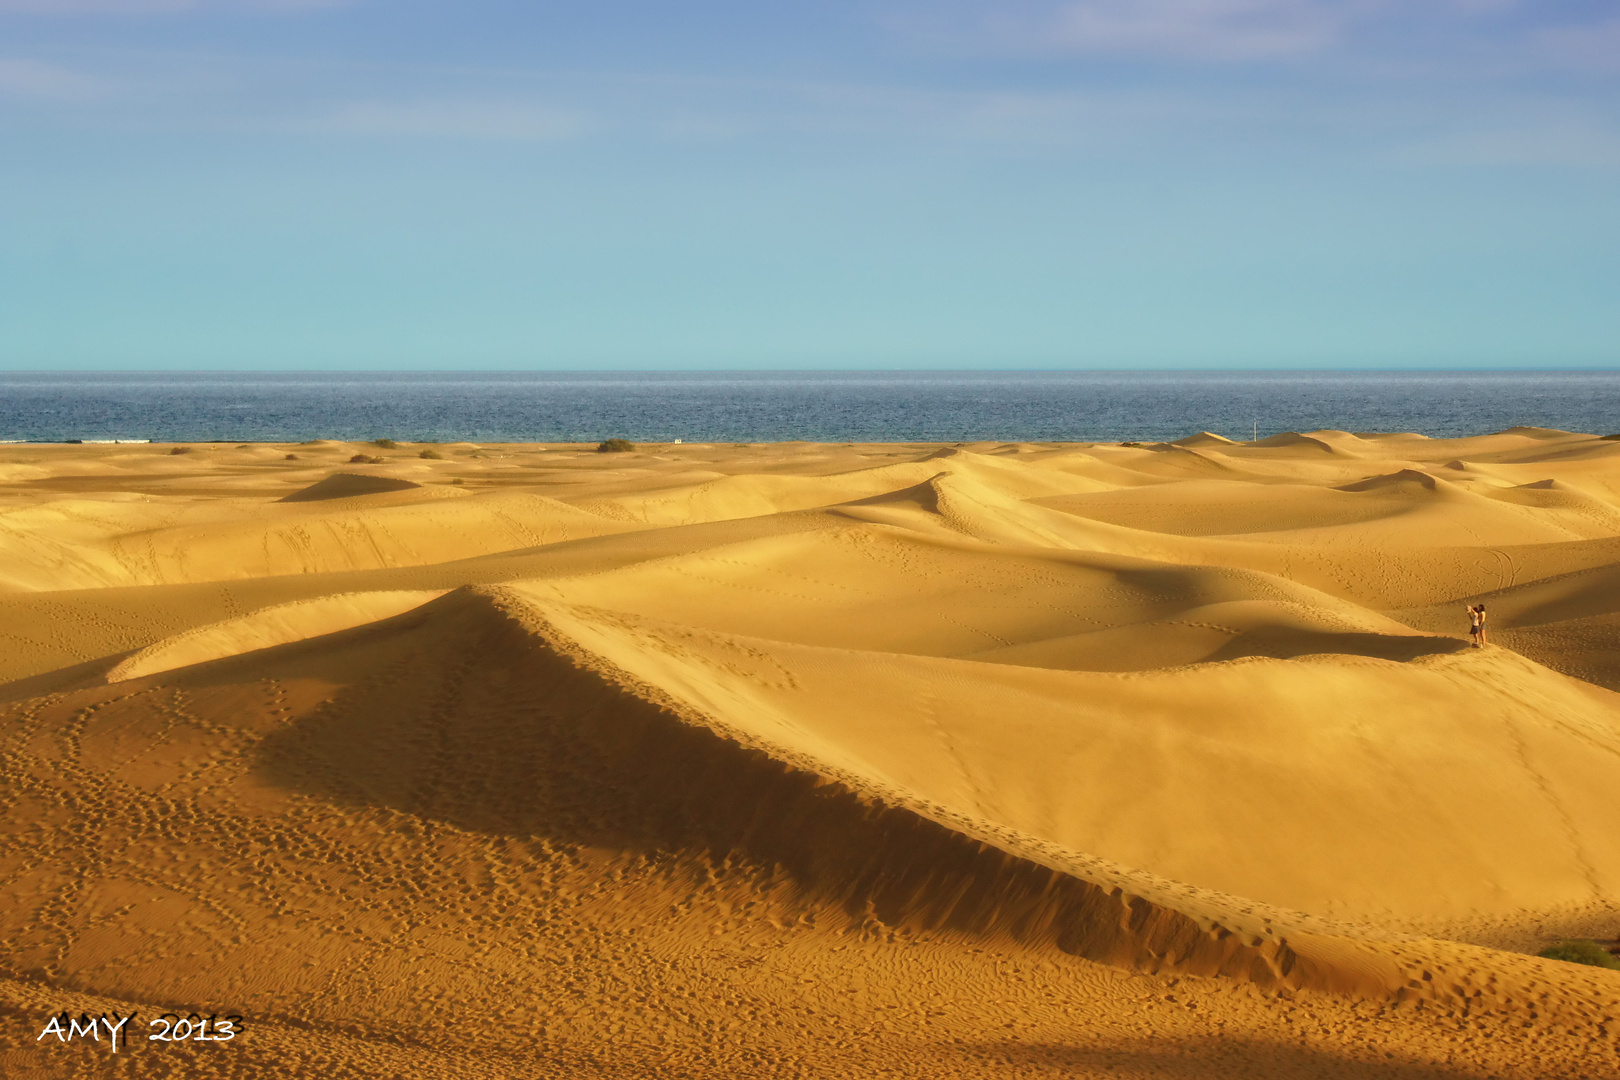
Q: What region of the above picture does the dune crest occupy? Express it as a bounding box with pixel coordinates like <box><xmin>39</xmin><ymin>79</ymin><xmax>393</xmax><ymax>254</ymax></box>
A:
<box><xmin>1170</xmin><ymin>431</ymin><xmax>1234</xmax><ymax>448</ymax></box>
<box><xmin>1336</xmin><ymin>468</ymin><xmax>1441</xmax><ymax>492</ymax></box>
<box><xmin>1251</xmin><ymin>432</ymin><xmax>1340</xmax><ymax>453</ymax></box>
<box><xmin>106</xmin><ymin>589</ymin><xmax>447</xmax><ymax>681</ymax></box>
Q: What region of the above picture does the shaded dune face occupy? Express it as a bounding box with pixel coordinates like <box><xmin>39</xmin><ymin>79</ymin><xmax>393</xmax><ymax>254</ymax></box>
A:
<box><xmin>2</xmin><ymin>435</ymin><xmax>1620</xmax><ymax>1079</ymax></box>
<box><xmin>248</xmin><ymin>592</ymin><xmax>1293</xmax><ymax>984</ymax></box>
<box><xmin>279</xmin><ymin>472</ymin><xmax>423</xmax><ymax>502</ymax></box>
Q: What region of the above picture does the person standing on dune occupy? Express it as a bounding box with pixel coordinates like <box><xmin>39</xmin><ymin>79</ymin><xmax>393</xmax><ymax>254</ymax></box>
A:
<box><xmin>1467</xmin><ymin>604</ymin><xmax>1488</xmax><ymax>647</ymax></box>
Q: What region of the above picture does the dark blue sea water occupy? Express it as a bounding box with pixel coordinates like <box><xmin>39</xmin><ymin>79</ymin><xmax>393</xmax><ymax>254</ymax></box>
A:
<box><xmin>1</xmin><ymin>371</ymin><xmax>1617</xmax><ymax>444</ymax></box>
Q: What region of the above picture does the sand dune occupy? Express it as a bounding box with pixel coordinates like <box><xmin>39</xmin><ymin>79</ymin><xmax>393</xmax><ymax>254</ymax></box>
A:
<box><xmin>1338</xmin><ymin>468</ymin><xmax>1444</xmax><ymax>492</ymax></box>
<box><xmin>279</xmin><ymin>471</ymin><xmax>423</xmax><ymax>501</ymax></box>
<box><xmin>3</xmin><ymin>434</ymin><xmax>1620</xmax><ymax>1079</ymax></box>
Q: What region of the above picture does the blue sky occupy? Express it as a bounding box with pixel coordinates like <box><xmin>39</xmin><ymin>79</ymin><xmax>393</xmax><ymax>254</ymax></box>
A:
<box><xmin>1</xmin><ymin>1</ymin><xmax>1616</xmax><ymax>370</ymax></box>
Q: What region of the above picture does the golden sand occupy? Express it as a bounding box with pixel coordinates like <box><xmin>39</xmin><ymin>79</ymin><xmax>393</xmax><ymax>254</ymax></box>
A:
<box><xmin>2</xmin><ymin>432</ymin><xmax>1619</xmax><ymax>1078</ymax></box>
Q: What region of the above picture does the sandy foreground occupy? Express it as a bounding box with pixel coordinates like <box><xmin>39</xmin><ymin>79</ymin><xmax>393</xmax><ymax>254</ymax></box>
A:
<box><xmin>2</xmin><ymin>430</ymin><xmax>1619</xmax><ymax>1079</ymax></box>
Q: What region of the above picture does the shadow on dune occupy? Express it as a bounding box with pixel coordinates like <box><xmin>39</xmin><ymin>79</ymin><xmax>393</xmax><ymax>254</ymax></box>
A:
<box><xmin>959</xmin><ymin>1036</ymin><xmax>1509</xmax><ymax>1079</ymax></box>
<box><xmin>0</xmin><ymin>649</ymin><xmax>136</xmax><ymax>703</ymax></box>
<box><xmin>971</xmin><ymin>623</ymin><xmax>1471</xmax><ymax>673</ymax></box>
<box><xmin>1208</xmin><ymin>629</ymin><xmax>1471</xmax><ymax>665</ymax></box>
<box><xmin>1336</xmin><ymin>469</ymin><xmax>1441</xmax><ymax>493</ymax></box>
<box><xmin>245</xmin><ymin>588</ymin><xmax>1314</xmax><ymax>990</ymax></box>
<box><xmin>1498</xmin><ymin>618</ymin><xmax>1620</xmax><ymax>693</ymax></box>
<box><xmin>278</xmin><ymin>472</ymin><xmax>422</xmax><ymax>501</ymax></box>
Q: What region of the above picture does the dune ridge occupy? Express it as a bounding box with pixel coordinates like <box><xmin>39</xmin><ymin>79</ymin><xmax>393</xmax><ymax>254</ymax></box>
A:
<box><xmin>279</xmin><ymin>471</ymin><xmax>423</xmax><ymax>502</ymax></box>
<box><xmin>477</xmin><ymin>588</ymin><xmax>1321</xmax><ymax>984</ymax></box>
<box><xmin>469</xmin><ymin>587</ymin><xmax>1620</xmax><ymax>1013</ymax></box>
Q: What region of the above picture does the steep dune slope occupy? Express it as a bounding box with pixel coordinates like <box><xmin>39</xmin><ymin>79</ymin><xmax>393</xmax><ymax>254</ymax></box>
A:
<box><xmin>511</xmin><ymin>591</ymin><xmax>1620</xmax><ymax>931</ymax></box>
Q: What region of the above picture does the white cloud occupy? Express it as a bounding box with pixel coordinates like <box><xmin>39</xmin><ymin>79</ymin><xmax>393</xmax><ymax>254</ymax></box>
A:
<box><xmin>0</xmin><ymin>0</ymin><xmax>345</xmax><ymax>13</ymax></box>
<box><xmin>0</xmin><ymin>57</ymin><xmax>100</xmax><ymax>98</ymax></box>
<box><xmin>0</xmin><ymin>1</ymin><xmax>182</xmax><ymax>10</ymax></box>
<box><xmin>890</xmin><ymin>1</ymin><xmax>1608</xmax><ymax>66</ymax></box>
<box><xmin>1041</xmin><ymin>0</ymin><xmax>1344</xmax><ymax>60</ymax></box>
<box><xmin>309</xmin><ymin>100</ymin><xmax>588</xmax><ymax>141</ymax></box>
<box><xmin>894</xmin><ymin>0</ymin><xmax>1368</xmax><ymax>62</ymax></box>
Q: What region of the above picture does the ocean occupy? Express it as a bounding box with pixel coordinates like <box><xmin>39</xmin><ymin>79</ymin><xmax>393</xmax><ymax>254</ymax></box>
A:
<box><xmin>1</xmin><ymin>371</ymin><xmax>1617</xmax><ymax>445</ymax></box>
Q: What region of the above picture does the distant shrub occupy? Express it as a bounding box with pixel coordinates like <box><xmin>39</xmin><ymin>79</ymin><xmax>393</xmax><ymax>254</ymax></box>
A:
<box><xmin>597</xmin><ymin>438</ymin><xmax>635</xmax><ymax>453</ymax></box>
<box><xmin>284</xmin><ymin>453</ymin><xmax>299</xmax><ymax>461</ymax></box>
<box><xmin>349</xmin><ymin>454</ymin><xmax>384</xmax><ymax>464</ymax></box>
<box><xmin>373</xmin><ymin>438</ymin><xmax>398</xmax><ymax>449</ymax></box>
<box><xmin>450</xmin><ymin>477</ymin><xmax>466</xmax><ymax>485</ymax></box>
<box><xmin>1120</xmin><ymin>441</ymin><xmax>1143</xmax><ymax>448</ymax></box>
<box><xmin>419</xmin><ymin>449</ymin><xmax>443</xmax><ymax>460</ymax></box>
<box><xmin>168</xmin><ymin>446</ymin><xmax>193</xmax><ymax>455</ymax></box>
<box><xmin>1537</xmin><ymin>941</ymin><xmax>1620</xmax><ymax>969</ymax></box>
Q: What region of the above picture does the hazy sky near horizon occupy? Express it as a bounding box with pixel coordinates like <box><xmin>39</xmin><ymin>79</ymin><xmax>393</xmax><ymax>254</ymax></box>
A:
<box><xmin>1</xmin><ymin>1</ymin><xmax>1617</xmax><ymax>370</ymax></box>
